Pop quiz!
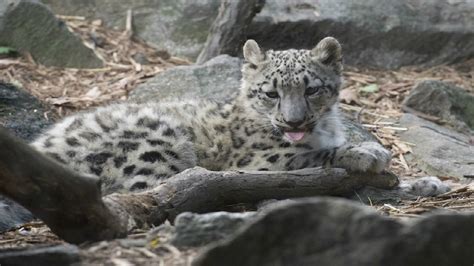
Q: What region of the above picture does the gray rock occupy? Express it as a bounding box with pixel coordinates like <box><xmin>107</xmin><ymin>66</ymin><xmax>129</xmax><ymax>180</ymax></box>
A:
<box><xmin>171</xmin><ymin>211</ymin><xmax>256</xmax><ymax>248</ymax></box>
<box><xmin>0</xmin><ymin>195</ymin><xmax>33</xmax><ymax>232</ymax></box>
<box><xmin>249</xmin><ymin>0</ymin><xmax>474</xmax><ymax>69</ymax></box>
<box><xmin>399</xmin><ymin>114</ymin><xmax>474</xmax><ymax>179</ymax></box>
<box><xmin>0</xmin><ymin>0</ymin><xmax>102</xmax><ymax>68</ymax></box>
<box><xmin>0</xmin><ymin>82</ymin><xmax>52</xmax><ymax>141</ymax></box>
<box><xmin>194</xmin><ymin>197</ymin><xmax>474</xmax><ymax>266</ymax></box>
<box><xmin>129</xmin><ymin>55</ymin><xmax>242</xmax><ymax>103</ymax></box>
<box><xmin>342</xmin><ymin>116</ymin><xmax>378</xmax><ymax>143</ymax></box>
<box><xmin>402</xmin><ymin>80</ymin><xmax>474</xmax><ymax>131</ymax></box>
<box><xmin>132</xmin><ymin>52</ymin><xmax>150</xmax><ymax>65</ymax></box>
<box><xmin>41</xmin><ymin>0</ymin><xmax>474</xmax><ymax>67</ymax></box>
<box><xmin>41</xmin><ymin>0</ymin><xmax>220</xmax><ymax>61</ymax></box>
<box><xmin>0</xmin><ymin>244</ymin><xmax>81</xmax><ymax>266</ymax></box>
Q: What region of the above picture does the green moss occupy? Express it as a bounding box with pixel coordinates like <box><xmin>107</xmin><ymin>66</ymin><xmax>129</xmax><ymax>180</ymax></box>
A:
<box><xmin>0</xmin><ymin>47</ymin><xmax>16</xmax><ymax>54</ymax></box>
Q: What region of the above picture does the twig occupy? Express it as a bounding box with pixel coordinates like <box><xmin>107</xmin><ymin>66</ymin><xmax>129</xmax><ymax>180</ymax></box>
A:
<box><xmin>123</xmin><ymin>9</ymin><xmax>133</xmax><ymax>39</ymax></box>
<box><xmin>340</xmin><ymin>103</ymin><xmax>390</xmax><ymax>118</ymax></box>
<box><xmin>401</xmin><ymin>105</ymin><xmax>444</xmax><ymax>123</ymax></box>
<box><xmin>56</xmin><ymin>15</ymin><xmax>86</xmax><ymax>21</ymax></box>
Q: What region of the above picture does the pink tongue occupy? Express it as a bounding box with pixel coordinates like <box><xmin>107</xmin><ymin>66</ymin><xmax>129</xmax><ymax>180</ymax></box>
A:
<box><xmin>284</xmin><ymin>131</ymin><xmax>305</xmax><ymax>142</ymax></box>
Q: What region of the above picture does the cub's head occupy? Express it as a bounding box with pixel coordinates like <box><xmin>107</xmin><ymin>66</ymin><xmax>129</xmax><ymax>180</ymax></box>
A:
<box><xmin>241</xmin><ymin>37</ymin><xmax>343</xmax><ymax>142</ymax></box>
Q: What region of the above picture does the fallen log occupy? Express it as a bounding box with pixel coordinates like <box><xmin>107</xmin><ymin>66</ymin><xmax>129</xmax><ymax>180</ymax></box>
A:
<box><xmin>0</xmin><ymin>127</ymin><xmax>400</xmax><ymax>244</ymax></box>
<box><xmin>0</xmin><ymin>127</ymin><xmax>126</xmax><ymax>243</ymax></box>
<box><xmin>196</xmin><ymin>0</ymin><xmax>265</xmax><ymax>64</ymax></box>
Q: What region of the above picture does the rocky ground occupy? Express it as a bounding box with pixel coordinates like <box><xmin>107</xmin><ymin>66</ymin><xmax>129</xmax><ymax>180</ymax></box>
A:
<box><xmin>0</xmin><ymin>0</ymin><xmax>473</xmax><ymax>265</ymax></box>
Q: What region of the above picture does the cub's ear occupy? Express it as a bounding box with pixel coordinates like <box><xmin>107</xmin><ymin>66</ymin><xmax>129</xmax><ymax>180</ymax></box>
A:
<box><xmin>243</xmin><ymin>39</ymin><xmax>265</xmax><ymax>67</ymax></box>
<box><xmin>311</xmin><ymin>37</ymin><xmax>342</xmax><ymax>73</ymax></box>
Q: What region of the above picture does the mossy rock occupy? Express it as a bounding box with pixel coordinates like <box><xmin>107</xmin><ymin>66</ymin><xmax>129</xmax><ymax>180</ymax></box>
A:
<box><xmin>0</xmin><ymin>0</ymin><xmax>102</xmax><ymax>68</ymax></box>
<box><xmin>403</xmin><ymin>80</ymin><xmax>474</xmax><ymax>131</ymax></box>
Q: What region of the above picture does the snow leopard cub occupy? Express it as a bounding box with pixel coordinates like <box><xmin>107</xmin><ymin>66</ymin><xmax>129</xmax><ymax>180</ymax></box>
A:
<box><xmin>32</xmin><ymin>37</ymin><xmax>392</xmax><ymax>194</ymax></box>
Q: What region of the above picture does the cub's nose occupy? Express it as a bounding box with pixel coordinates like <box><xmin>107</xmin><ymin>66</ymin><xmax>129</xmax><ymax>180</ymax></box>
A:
<box><xmin>284</xmin><ymin>118</ymin><xmax>305</xmax><ymax>128</ymax></box>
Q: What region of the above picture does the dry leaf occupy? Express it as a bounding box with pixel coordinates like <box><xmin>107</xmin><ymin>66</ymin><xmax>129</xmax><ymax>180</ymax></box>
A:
<box><xmin>85</xmin><ymin>86</ymin><xmax>101</xmax><ymax>98</ymax></box>
<box><xmin>359</xmin><ymin>84</ymin><xmax>379</xmax><ymax>93</ymax></box>
<box><xmin>339</xmin><ymin>88</ymin><xmax>360</xmax><ymax>105</ymax></box>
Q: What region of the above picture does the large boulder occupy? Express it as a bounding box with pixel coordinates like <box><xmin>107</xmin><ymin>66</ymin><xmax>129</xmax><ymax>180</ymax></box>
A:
<box><xmin>41</xmin><ymin>0</ymin><xmax>473</xmax><ymax>68</ymax></box>
<box><xmin>399</xmin><ymin>114</ymin><xmax>474</xmax><ymax>180</ymax></box>
<box><xmin>41</xmin><ymin>0</ymin><xmax>220</xmax><ymax>61</ymax></box>
<box><xmin>170</xmin><ymin>212</ymin><xmax>257</xmax><ymax>248</ymax></box>
<box><xmin>129</xmin><ymin>55</ymin><xmax>242</xmax><ymax>103</ymax></box>
<box><xmin>194</xmin><ymin>198</ymin><xmax>474</xmax><ymax>266</ymax></box>
<box><xmin>402</xmin><ymin>80</ymin><xmax>474</xmax><ymax>131</ymax></box>
<box><xmin>0</xmin><ymin>0</ymin><xmax>102</xmax><ymax>68</ymax></box>
<box><xmin>248</xmin><ymin>0</ymin><xmax>474</xmax><ymax>69</ymax></box>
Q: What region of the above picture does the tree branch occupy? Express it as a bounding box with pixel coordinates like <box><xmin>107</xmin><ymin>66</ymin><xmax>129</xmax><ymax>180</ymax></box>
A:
<box><xmin>0</xmin><ymin>127</ymin><xmax>399</xmax><ymax>243</ymax></box>
<box><xmin>0</xmin><ymin>127</ymin><xmax>127</xmax><ymax>242</ymax></box>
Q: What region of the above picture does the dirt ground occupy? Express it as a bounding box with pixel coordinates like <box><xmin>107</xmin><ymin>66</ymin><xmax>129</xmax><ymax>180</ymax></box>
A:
<box><xmin>0</xmin><ymin>16</ymin><xmax>473</xmax><ymax>265</ymax></box>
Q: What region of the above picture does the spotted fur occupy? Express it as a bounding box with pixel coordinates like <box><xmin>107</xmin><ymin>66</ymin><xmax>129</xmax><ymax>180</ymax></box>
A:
<box><xmin>32</xmin><ymin>37</ymin><xmax>392</xmax><ymax>194</ymax></box>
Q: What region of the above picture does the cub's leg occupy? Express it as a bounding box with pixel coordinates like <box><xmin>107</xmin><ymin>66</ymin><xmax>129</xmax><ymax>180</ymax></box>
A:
<box><xmin>330</xmin><ymin>142</ymin><xmax>392</xmax><ymax>173</ymax></box>
<box><xmin>286</xmin><ymin>141</ymin><xmax>391</xmax><ymax>173</ymax></box>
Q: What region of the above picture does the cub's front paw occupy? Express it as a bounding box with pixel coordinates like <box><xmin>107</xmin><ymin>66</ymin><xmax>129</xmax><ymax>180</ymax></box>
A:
<box><xmin>336</xmin><ymin>142</ymin><xmax>391</xmax><ymax>173</ymax></box>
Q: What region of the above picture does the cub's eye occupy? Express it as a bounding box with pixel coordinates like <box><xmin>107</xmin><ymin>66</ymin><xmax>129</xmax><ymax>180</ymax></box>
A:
<box><xmin>305</xmin><ymin>87</ymin><xmax>319</xmax><ymax>96</ymax></box>
<box><xmin>265</xmin><ymin>91</ymin><xmax>279</xmax><ymax>99</ymax></box>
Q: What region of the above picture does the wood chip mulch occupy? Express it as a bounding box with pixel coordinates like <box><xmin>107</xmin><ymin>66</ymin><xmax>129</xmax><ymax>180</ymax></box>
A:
<box><xmin>0</xmin><ymin>221</ymin><xmax>63</xmax><ymax>249</ymax></box>
<box><xmin>79</xmin><ymin>229</ymin><xmax>199</xmax><ymax>266</ymax></box>
<box><xmin>378</xmin><ymin>186</ymin><xmax>474</xmax><ymax>218</ymax></box>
